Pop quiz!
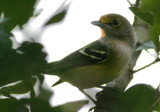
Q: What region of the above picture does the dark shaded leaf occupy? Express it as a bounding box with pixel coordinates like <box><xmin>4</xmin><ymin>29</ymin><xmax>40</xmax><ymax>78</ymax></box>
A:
<box><xmin>0</xmin><ymin>98</ymin><xmax>29</xmax><ymax>112</ymax></box>
<box><xmin>0</xmin><ymin>41</ymin><xmax>47</xmax><ymax>87</ymax></box>
<box><xmin>153</xmin><ymin>85</ymin><xmax>160</xmax><ymax>111</ymax></box>
<box><xmin>20</xmin><ymin>98</ymin><xmax>53</xmax><ymax>112</ymax></box>
<box><xmin>0</xmin><ymin>0</ymin><xmax>38</xmax><ymax>31</ymax></box>
<box><xmin>0</xmin><ymin>26</ymin><xmax>12</xmax><ymax>56</ymax></box>
<box><xmin>37</xmin><ymin>74</ymin><xmax>45</xmax><ymax>84</ymax></box>
<box><xmin>94</xmin><ymin>87</ymin><xmax>123</xmax><ymax>112</ymax></box>
<box><xmin>44</xmin><ymin>1</ymin><xmax>71</xmax><ymax>26</ymax></box>
<box><xmin>53</xmin><ymin>100</ymin><xmax>88</xmax><ymax>112</ymax></box>
<box><xmin>52</xmin><ymin>79</ymin><xmax>63</xmax><ymax>87</ymax></box>
<box><xmin>95</xmin><ymin>84</ymin><xmax>156</xmax><ymax>112</ymax></box>
<box><xmin>0</xmin><ymin>77</ymin><xmax>37</xmax><ymax>95</ymax></box>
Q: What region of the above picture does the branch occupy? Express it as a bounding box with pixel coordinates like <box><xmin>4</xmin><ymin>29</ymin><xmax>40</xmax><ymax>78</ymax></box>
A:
<box><xmin>135</xmin><ymin>0</ymin><xmax>141</xmax><ymax>7</ymax></box>
<box><xmin>127</xmin><ymin>0</ymin><xmax>132</xmax><ymax>6</ymax></box>
<box><xmin>127</xmin><ymin>0</ymin><xmax>141</xmax><ymax>7</ymax></box>
<box><xmin>134</xmin><ymin>58</ymin><xmax>160</xmax><ymax>73</ymax></box>
<box><xmin>152</xmin><ymin>85</ymin><xmax>160</xmax><ymax>109</ymax></box>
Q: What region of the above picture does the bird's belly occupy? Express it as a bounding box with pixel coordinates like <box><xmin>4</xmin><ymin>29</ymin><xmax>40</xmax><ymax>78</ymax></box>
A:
<box><xmin>60</xmin><ymin>63</ymin><xmax>126</xmax><ymax>89</ymax></box>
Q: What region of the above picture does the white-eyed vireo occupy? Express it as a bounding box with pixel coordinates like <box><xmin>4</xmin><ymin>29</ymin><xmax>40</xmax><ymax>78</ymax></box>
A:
<box><xmin>46</xmin><ymin>13</ymin><xmax>135</xmax><ymax>89</ymax></box>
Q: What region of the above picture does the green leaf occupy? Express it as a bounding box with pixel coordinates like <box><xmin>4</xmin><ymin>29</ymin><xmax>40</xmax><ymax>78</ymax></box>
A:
<box><xmin>120</xmin><ymin>84</ymin><xmax>155</xmax><ymax>112</ymax></box>
<box><xmin>0</xmin><ymin>98</ymin><xmax>29</xmax><ymax>112</ymax></box>
<box><xmin>153</xmin><ymin>85</ymin><xmax>160</xmax><ymax>111</ymax></box>
<box><xmin>129</xmin><ymin>7</ymin><xmax>153</xmax><ymax>25</ymax></box>
<box><xmin>0</xmin><ymin>0</ymin><xmax>37</xmax><ymax>31</ymax></box>
<box><xmin>0</xmin><ymin>26</ymin><xmax>12</xmax><ymax>56</ymax></box>
<box><xmin>44</xmin><ymin>1</ymin><xmax>70</xmax><ymax>26</ymax></box>
<box><xmin>0</xmin><ymin>41</ymin><xmax>47</xmax><ymax>87</ymax></box>
<box><xmin>21</xmin><ymin>98</ymin><xmax>53</xmax><ymax>112</ymax></box>
<box><xmin>53</xmin><ymin>100</ymin><xmax>88</xmax><ymax>112</ymax></box>
<box><xmin>150</xmin><ymin>14</ymin><xmax>160</xmax><ymax>51</ymax></box>
<box><xmin>140</xmin><ymin>0</ymin><xmax>160</xmax><ymax>14</ymax></box>
<box><xmin>0</xmin><ymin>77</ymin><xmax>37</xmax><ymax>95</ymax></box>
<box><xmin>154</xmin><ymin>98</ymin><xmax>160</xmax><ymax>111</ymax></box>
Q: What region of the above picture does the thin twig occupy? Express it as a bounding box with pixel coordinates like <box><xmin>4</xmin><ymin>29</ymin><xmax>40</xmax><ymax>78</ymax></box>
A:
<box><xmin>79</xmin><ymin>88</ymin><xmax>96</xmax><ymax>104</ymax></box>
<box><xmin>127</xmin><ymin>0</ymin><xmax>132</xmax><ymax>6</ymax></box>
<box><xmin>135</xmin><ymin>0</ymin><xmax>141</xmax><ymax>7</ymax></box>
<box><xmin>152</xmin><ymin>97</ymin><xmax>160</xmax><ymax>109</ymax></box>
<box><xmin>134</xmin><ymin>58</ymin><xmax>160</xmax><ymax>73</ymax></box>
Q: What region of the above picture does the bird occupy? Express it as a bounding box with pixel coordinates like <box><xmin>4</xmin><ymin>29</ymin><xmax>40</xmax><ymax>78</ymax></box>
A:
<box><xmin>45</xmin><ymin>13</ymin><xmax>135</xmax><ymax>90</ymax></box>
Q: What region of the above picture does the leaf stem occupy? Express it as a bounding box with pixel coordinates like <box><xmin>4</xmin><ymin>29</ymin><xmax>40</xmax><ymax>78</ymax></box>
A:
<box><xmin>127</xmin><ymin>0</ymin><xmax>132</xmax><ymax>6</ymax></box>
<box><xmin>135</xmin><ymin>0</ymin><xmax>141</xmax><ymax>6</ymax></box>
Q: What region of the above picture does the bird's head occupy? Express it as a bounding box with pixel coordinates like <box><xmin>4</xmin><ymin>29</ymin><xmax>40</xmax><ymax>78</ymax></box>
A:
<box><xmin>91</xmin><ymin>14</ymin><xmax>134</xmax><ymax>46</ymax></box>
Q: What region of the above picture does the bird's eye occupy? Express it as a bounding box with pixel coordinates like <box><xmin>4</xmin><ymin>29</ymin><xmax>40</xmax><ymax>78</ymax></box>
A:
<box><xmin>112</xmin><ymin>19</ymin><xmax>120</xmax><ymax>27</ymax></box>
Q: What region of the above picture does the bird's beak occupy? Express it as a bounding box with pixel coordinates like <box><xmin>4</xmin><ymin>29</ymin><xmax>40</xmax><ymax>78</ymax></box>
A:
<box><xmin>91</xmin><ymin>21</ymin><xmax>104</xmax><ymax>27</ymax></box>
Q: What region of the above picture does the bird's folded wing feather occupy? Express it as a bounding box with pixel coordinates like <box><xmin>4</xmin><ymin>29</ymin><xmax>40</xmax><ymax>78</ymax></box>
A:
<box><xmin>47</xmin><ymin>40</ymin><xmax>109</xmax><ymax>71</ymax></box>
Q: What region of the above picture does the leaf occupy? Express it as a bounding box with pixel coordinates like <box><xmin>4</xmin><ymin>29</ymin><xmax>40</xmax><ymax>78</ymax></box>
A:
<box><xmin>129</xmin><ymin>6</ymin><xmax>153</xmax><ymax>25</ymax></box>
<box><xmin>0</xmin><ymin>27</ymin><xmax>12</xmax><ymax>56</ymax></box>
<box><xmin>0</xmin><ymin>77</ymin><xmax>37</xmax><ymax>95</ymax></box>
<box><xmin>119</xmin><ymin>84</ymin><xmax>155</xmax><ymax>112</ymax></box>
<box><xmin>0</xmin><ymin>98</ymin><xmax>29</xmax><ymax>112</ymax></box>
<box><xmin>20</xmin><ymin>98</ymin><xmax>53</xmax><ymax>112</ymax></box>
<box><xmin>140</xmin><ymin>0</ymin><xmax>160</xmax><ymax>14</ymax></box>
<box><xmin>53</xmin><ymin>100</ymin><xmax>88</xmax><ymax>112</ymax></box>
<box><xmin>150</xmin><ymin>14</ymin><xmax>160</xmax><ymax>51</ymax></box>
<box><xmin>154</xmin><ymin>98</ymin><xmax>160</xmax><ymax>111</ymax></box>
<box><xmin>0</xmin><ymin>41</ymin><xmax>47</xmax><ymax>87</ymax></box>
<box><xmin>44</xmin><ymin>1</ymin><xmax>71</xmax><ymax>26</ymax></box>
<box><xmin>51</xmin><ymin>79</ymin><xmax>63</xmax><ymax>87</ymax></box>
<box><xmin>153</xmin><ymin>85</ymin><xmax>160</xmax><ymax>111</ymax></box>
<box><xmin>0</xmin><ymin>0</ymin><xmax>37</xmax><ymax>31</ymax></box>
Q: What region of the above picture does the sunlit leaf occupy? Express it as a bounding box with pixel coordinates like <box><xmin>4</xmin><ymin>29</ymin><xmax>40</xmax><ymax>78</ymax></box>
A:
<box><xmin>140</xmin><ymin>0</ymin><xmax>160</xmax><ymax>14</ymax></box>
<box><xmin>129</xmin><ymin>7</ymin><xmax>153</xmax><ymax>25</ymax></box>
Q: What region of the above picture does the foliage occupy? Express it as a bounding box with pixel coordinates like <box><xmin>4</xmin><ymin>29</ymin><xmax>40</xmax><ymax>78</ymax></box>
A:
<box><xmin>0</xmin><ymin>0</ymin><xmax>88</xmax><ymax>112</ymax></box>
<box><xmin>0</xmin><ymin>0</ymin><xmax>159</xmax><ymax>112</ymax></box>
<box><xmin>130</xmin><ymin>0</ymin><xmax>160</xmax><ymax>52</ymax></box>
<box><xmin>94</xmin><ymin>84</ymin><xmax>159</xmax><ymax>112</ymax></box>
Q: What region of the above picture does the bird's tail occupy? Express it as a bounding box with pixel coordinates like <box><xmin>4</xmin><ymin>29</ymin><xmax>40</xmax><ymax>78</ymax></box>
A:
<box><xmin>43</xmin><ymin>61</ymin><xmax>58</xmax><ymax>74</ymax></box>
<box><xmin>43</xmin><ymin>62</ymin><xmax>64</xmax><ymax>87</ymax></box>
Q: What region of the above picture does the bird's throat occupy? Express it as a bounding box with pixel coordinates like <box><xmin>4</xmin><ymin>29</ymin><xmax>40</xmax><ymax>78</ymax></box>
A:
<box><xmin>101</xmin><ymin>29</ymin><xmax>106</xmax><ymax>38</ymax></box>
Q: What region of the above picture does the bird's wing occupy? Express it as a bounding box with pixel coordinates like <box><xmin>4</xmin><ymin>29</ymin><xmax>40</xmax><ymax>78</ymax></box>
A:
<box><xmin>47</xmin><ymin>40</ymin><xmax>110</xmax><ymax>71</ymax></box>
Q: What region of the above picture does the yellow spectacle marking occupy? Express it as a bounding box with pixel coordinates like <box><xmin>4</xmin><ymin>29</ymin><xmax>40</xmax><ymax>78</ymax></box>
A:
<box><xmin>100</xmin><ymin>15</ymin><xmax>110</xmax><ymax>24</ymax></box>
